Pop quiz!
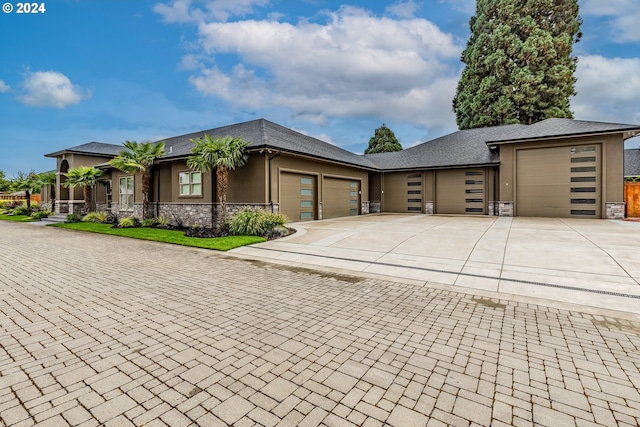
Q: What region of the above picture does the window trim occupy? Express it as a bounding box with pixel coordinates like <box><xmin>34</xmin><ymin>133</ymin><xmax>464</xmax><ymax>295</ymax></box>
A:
<box><xmin>179</xmin><ymin>171</ymin><xmax>203</xmax><ymax>197</ymax></box>
<box><xmin>119</xmin><ymin>176</ymin><xmax>134</xmax><ymax>211</ymax></box>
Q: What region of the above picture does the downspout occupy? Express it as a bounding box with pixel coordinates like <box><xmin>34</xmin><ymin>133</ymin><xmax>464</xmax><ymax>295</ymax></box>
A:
<box><xmin>493</xmin><ymin>165</ymin><xmax>498</xmax><ymax>216</ymax></box>
<box><xmin>268</xmin><ymin>150</ymin><xmax>282</xmax><ymax>213</ymax></box>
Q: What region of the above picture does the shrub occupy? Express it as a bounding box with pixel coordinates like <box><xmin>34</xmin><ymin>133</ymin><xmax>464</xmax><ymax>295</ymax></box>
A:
<box><xmin>226</xmin><ymin>207</ymin><xmax>288</xmax><ymax>237</ymax></box>
<box><xmin>83</xmin><ymin>211</ymin><xmax>108</xmax><ymax>223</ymax></box>
<box><xmin>13</xmin><ymin>205</ymin><xmax>30</xmax><ymax>216</ymax></box>
<box><xmin>118</xmin><ymin>217</ymin><xmax>140</xmax><ymax>228</ymax></box>
<box><xmin>157</xmin><ymin>215</ymin><xmax>169</xmax><ymax>227</ymax></box>
<box><xmin>66</xmin><ymin>213</ymin><xmax>82</xmax><ymax>223</ymax></box>
<box><xmin>30</xmin><ymin>211</ymin><xmax>49</xmax><ymax>220</ymax></box>
<box><xmin>5</xmin><ymin>201</ymin><xmax>22</xmax><ymax>210</ymax></box>
<box><xmin>264</xmin><ymin>225</ymin><xmax>290</xmax><ymax>240</ymax></box>
<box><xmin>141</xmin><ymin>218</ymin><xmax>155</xmax><ymax>227</ymax></box>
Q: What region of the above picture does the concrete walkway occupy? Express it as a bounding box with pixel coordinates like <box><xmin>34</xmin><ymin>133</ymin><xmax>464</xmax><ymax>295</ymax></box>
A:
<box><xmin>1</xmin><ymin>221</ymin><xmax>640</xmax><ymax>426</ymax></box>
<box><xmin>232</xmin><ymin>215</ymin><xmax>640</xmax><ymax>315</ymax></box>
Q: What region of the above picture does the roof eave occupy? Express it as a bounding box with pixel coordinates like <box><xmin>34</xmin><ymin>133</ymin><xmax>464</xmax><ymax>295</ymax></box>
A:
<box><xmin>486</xmin><ymin>127</ymin><xmax>640</xmax><ymax>146</ymax></box>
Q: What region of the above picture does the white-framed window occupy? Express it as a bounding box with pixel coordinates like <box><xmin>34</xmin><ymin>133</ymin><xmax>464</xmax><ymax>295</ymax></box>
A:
<box><xmin>119</xmin><ymin>176</ymin><xmax>134</xmax><ymax>210</ymax></box>
<box><xmin>179</xmin><ymin>171</ymin><xmax>202</xmax><ymax>196</ymax></box>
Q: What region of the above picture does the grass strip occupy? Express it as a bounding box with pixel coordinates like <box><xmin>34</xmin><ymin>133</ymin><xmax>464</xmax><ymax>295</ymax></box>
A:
<box><xmin>0</xmin><ymin>214</ymin><xmax>36</xmax><ymax>222</ymax></box>
<box><xmin>50</xmin><ymin>222</ymin><xmax>265</xmax><ymax>251</ymax></box>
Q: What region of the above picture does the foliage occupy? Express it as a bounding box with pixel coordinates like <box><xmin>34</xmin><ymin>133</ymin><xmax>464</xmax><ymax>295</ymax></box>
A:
<box><xmin>157</xmin><ymin>215</ymin><xmax>169</xmax><ymax>227</ymax></box>
<box><xmin>51</xmin><ymin>222</ymin><xmax>265</xmax><ymax>251</ymax></box>
<box><xmin>82</xmin><ymin>211</ymin><xmax>109</xmax><ymax>223</ymax></box>
<box><xmin>0</xmin><ymin>170</ymin><xmax>11</xmax><ymax>192</ymax></box>
<box><xmin>226</xmin><ymin>207</ymin><xmax>288</xmax><ymax>237</ymax></box>
<box><xmin>452</xmin><ymin>0</ymin><xmax>582</xmax><ymax>129</ymax></box>
<box><xmin>141</xmin><ymin>218</ymin><xmax>155</xmax><ymax>227</ymax></box>
<box><xmin>36</xmin><ymin>171</ymin><xmax>57</xmax><ymax>204</ymax></box>
<box><xmin>187</xmin><ymin>134</ymin><xmax>250</xmax><ymax>227</ymax></box>
<box><xmin>10</xmin><ymin>170</ymin><xmax>37</xmax><ymax>209</ymax></box>
<box><xmin>63</xmin><ymin>166</ymin><xmax>103</xmax><ymax>213</ymax></box>
<box><xmin>30</xmin><ymin>211</ymin><xmax>50</xmax><ymax>220</ymax></box>
<box><xmin>364</xmin><ymin>124</ymin><xmax>402</xmax><ymax>154</ymax></box>
<box><xmin>66</xmin><ymin>213</ymin><xmax>82</xmax><ymax>223</ymax></box>
<box><xmin>118</xmin><ymin>217</ymin><xmax>140</xmax><ymax>228</ymax></box>
<box><xmin>625</xmin><ymin>176</ymin><xmax>640</xmax><ymax>182</ymax></box>
<box><xmin>109</xmin><ymin>140</ymin><xmax>166</xmax><ymax>219</ymax></box>
<box><xmin>13</xmin><ymin>205</ymin><xmax>30</xmax><ymax>215</ymax></box>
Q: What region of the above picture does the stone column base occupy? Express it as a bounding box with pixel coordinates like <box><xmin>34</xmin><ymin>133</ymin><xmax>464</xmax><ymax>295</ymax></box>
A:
<box><xmin>361</xmin><ymin>201</ymin><xmax>370</xmax><ymax>215</ymax></box>
<box><xmin>605</xmin><ymin>202</ymin><xmax>625</xmax><ymax>219</ymax></box>
<box><xmin>424</xmin><ymin>201</ymin><xmax>434</xmax><ymax>214</ymax></box>
<box><xmin>369</xmin><ymin>201</ymin><xmax>381</xmax><ymax>213</ymax></box>
<box><xmin>498</xmin><ymin>201</ymin><xmax>514</xmax><ymax>217</ymax></box>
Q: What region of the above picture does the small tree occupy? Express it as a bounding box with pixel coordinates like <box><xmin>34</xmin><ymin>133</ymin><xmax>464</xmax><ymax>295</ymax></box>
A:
<box><xmin>10</xmin><ymin>171</ymin><xmax>38</xmax><ymax>210</ymax></box>
<box><xmin>0</xmin><ymin>170</ymin><xmax>11</xmax><ymax>192</ymax></box>
<box><xmin>37</xmin><ymin>171</ymin><xmax>57</xmax><ymax>210</ymax></box>
<box><xmin>108</xmin><ymin>141</ymin><xmax>166</xmax><ymax>219</ymax></box>
<box><xmin>364</xmin><ymin>124</ymin><xmax>402</xmax><ymax>154</ymax></box>
<box><xmin>187</xmin><ymin>135</ymin><xmax>249</xmax><ymax>228</ymax></box>
<box><xmin>63</xmin><ymin>166</ymin><xmax>103</xmax><ymax>213</ymax></box>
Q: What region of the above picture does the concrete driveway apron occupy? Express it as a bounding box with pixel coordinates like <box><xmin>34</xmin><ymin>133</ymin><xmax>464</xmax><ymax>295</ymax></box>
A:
<box><xmin>232</xmin><ymin>214</ymin><xmax>640</xmax><ymax>314</ymax></box>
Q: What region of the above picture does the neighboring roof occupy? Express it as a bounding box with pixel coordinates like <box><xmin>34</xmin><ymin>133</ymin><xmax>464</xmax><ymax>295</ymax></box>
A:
<box><xmin>158</xmin><ymin>119</ymin><xmax>378</xmax><ymax>169</ymax></box>
<box><xmin>45</xmin><ymin>142</ymin><xmax>123</xmax><ymax>158</ymax></box>
<box><xmin>364</xmin><ymin>124</ymin><xmax>526</xmax><ymax>170</ymax></box>
<box><xmin>625</xmin><ymin>149</ymin><xmax>640</xmax><ymax>177</ymax></box>
<box><xmin>487</xmin><ymin>118</ymin><xmax>640</xmax><ymax>144</ymax></box>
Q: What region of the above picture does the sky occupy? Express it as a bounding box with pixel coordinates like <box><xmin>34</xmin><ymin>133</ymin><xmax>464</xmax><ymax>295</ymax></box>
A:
<box><xmin>1</xmin><ymin>0</ymin><xmax>639</xmax><ymax>177</ymax></box>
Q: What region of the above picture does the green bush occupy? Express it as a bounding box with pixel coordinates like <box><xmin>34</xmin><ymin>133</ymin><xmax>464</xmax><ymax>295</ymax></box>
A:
<box><xmin>226</xmin><ymin>207</ymin><xmax>288</xmax><ymax>236</ymax></box>
<box><xmin>118</xmin><ymin>217</ymin><xmax>140</xmax><ymax>228</ymax></box>
<box><xmin>83</xmin><ymin>211</ymin><xmax>109</xmax><ymax>223</ymax></box>
<box><xmin>30</xmin><ymin>211</ymin><xmax>49</xmax><ymax>220</ymax></box>
<box><xmin>66</xmin><ymin>213</ymin><xmax>82</xmax><ymax>223</ymax></box>
<box><xmin>13</xmin><ymin>205</ymin><xmax>30</xmax><ymax>215</ymax></box>
<box><xmin>157</xmin><ymin>215</ymin><xmax>169</xmax><ymax>227</ymax></box>
<box><xmin>141</xmin><ymin>218</ymin><xmax>155</xmax><ymax>227</ymax></box>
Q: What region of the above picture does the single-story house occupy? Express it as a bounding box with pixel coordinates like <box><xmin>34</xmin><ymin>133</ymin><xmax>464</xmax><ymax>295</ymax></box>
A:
<box><xmin>42</xmin><ymin>117</ymin><xmax>640</xmax><ymax>226</ymax></box>
<box><xmin>624</xmin><ymin>148</ymin><xmax>640</xmax><ymax>179</ymax></box>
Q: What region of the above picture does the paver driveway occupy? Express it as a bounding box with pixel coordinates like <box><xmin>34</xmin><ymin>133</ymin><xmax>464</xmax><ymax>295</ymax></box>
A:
<box><xmin>1</xmin><ymin>221</ymin><xmax>640</xmax><ymax>426</ymax></box>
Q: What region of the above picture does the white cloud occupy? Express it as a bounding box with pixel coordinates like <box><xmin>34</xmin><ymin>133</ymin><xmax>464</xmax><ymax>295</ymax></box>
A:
<box><xmin>0</xmin><ymin>80</ymin><xmax>10</xmax><ymax>93</ymax></box>
<box><xmin>187</xmin><ymin>6</ymin><xmax>462</xmax><ymax>129</ymax></box>
<box><xmin>19</xmin><ymin>71</ymin><xmax>90</xmax><ymax>108</ymax></box>
<box><xmin>439</xmin><ymin>0</ymin><xmax>475</xmax><ymax>14</ymax></box>
<box><xmin>154</xmin><ymin>0</ymin><xmax>269</xmax><ymax>23</ymax></box>
<box><xmin>385</xmin><ymin>0</ymin><xmax>421</xmax><ymax>19</ymax></box>
<box><xmin>581</xmin><ymin>0</ymin><xmax>640</xmax><ymax>42</ymax></box>
<box><xmin>573</xmin><ymin>55</ymin><xmax>640</xmax><ymax>124</ymax></box>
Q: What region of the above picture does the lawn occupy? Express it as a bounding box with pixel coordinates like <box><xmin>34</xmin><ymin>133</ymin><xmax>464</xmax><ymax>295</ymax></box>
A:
<box><xmin>0</xmin><ymin>214</ymin><xmax>35</xmax><ymax>222</ymax></box>
<box><xmin>50</xmin><ymin>222</ymin><xmax>266</xmax><ymax>251</ymax></box>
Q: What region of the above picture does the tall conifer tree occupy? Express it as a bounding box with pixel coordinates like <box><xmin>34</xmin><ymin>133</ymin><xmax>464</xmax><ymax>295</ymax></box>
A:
<box><xmin>452</xmin><ymin>0</ymin><xmax>582</xmax><ymax>129</ymax></box>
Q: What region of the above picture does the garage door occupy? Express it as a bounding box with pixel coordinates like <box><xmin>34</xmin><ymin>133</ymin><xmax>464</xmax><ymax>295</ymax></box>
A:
<box><xmin>280</xmin><ymin>172</ymin><xmax>316</xmax><ymax>222</ymax></box>
<box><xmin>435</xmin><ymin>169</ymin><xmax>485</xmax><ymax>214</ymax></box>
<box><xmin>383</xmin><ymin>172</ymin><xmax>423</xmax><ymax>213</ymax></box>
<box><xmin>324</xmin><ymin>178</ymin><xmax>360</xmax><ymax>219</ymax></box>
<box><xmin>516</xmin><ymin>145</ymin><xmax>601</xmax><ymax>218</ymax></box>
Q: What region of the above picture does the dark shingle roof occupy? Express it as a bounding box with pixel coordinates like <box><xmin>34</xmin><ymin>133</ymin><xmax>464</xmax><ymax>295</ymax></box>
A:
<box><xmin>625</xmin><ymin>149</ymin><xmax>640</xmax><ymax>177</ymax></box>
<box><xmin>364</xmin><ymin>124</ymin><xmax>526</xmax><ymax>170</ymax></box>
<box><xmin>158</xmin><ymin>119</ymin><xmax>378</xmax><ymax>169</ymax></box>
<box><xmin>45</xmin><ymin>142</ymin><xmax>123</xmax><ymax>158</ymax></box>
<box><xmin>488</xmin><ymin>118</ymin><xmax>640</xmax><ymax>143</ymax></box>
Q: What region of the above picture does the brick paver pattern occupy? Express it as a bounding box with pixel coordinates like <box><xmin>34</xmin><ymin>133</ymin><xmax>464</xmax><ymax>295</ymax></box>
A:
<box><xmin>1</xmin><ymin>222</ymin><xmax>640</xmax><ymax>427</ymax></box>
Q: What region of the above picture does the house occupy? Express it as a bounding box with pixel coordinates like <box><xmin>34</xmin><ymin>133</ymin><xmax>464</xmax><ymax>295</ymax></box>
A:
<box><xmin>42</xmin><ymin>118</ymin><xmax>640</xmax><ymax>226</ymax></box>
<box><xmin>624</xmin><ymin>148</ymin><xmax>640</xmax><ymax>179</ymax></box>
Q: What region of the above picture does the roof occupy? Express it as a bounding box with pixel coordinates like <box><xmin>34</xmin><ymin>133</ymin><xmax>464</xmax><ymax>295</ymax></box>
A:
<box><xmin>487</xmin><ymin>118</ymin><xmax>640</xmax><ymax>144</ymax></box>
<box><xmin>364</xmin><ymin>124</ymin><xmax>526</xmax><ymax>170</ymax></box>
<box><xmin>625</xmin><ymin>149</ymin><xmax>640</xmax><ymax>177</ymax></box>
<box><xmin>158</xmin><ymin>119</ymin><xmax>378</xmax><ymax>169</ymax></box>
<box><xmin>45</xmin><ymin>142</ymin><xmax>123</xmax><ymax>158</ymax></box>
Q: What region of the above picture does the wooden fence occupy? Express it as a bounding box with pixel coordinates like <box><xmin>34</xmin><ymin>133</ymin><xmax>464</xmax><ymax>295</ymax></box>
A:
<box><xmin>624</xmin><ymin>182</ymin><xmax>640</xmax><ymax>218</ymax></box>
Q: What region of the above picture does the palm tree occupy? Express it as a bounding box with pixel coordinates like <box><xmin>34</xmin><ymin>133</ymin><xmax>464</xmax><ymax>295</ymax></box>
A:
<box><xmin>63</xmin><ymin>166</ymin><xmax>103</xmax><ymax>213</ymax></box>
<box><xmin>10</xmin><ymin>170</ymin><xmax>37</xmax><ymax>210</ymax></box>
<box><xmin>37</xmin><ymin>171</ymin><xmax>57</xmax><ymax>210</ymax></box>
<box><xmin>108</xmin><ymin>141</ymin><xmax>165</xmax><ymax>219</ymax></box>
<box><xmin>187</xmin><ymin>135</ymin><xmax>249</xmax><ymax>228</ymax></box>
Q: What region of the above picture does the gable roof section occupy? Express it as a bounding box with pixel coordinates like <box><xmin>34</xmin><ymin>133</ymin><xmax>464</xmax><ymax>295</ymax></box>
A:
<box><xmin>45</xmin><ymin>142</ymin><xmax>123</xmax><ymax>158</ymax></box>
<box><xmin>364</xmin><ymin>124</ymin><xmax>526</xmax><ymax>170</ymax></box>
<box><xmin>625</xmin><ymin>149</ymin><xmax>640</xmax><ymax>177</ymax></box>
<box><xmin>158</xmin><ymin>119</ymin><xmax>378</xmax><ymax>169</ymax></box>
<box><xmin>487</xmin><ymin>118</ymin><xmax>640</xmax><ymax>144</ymax></box>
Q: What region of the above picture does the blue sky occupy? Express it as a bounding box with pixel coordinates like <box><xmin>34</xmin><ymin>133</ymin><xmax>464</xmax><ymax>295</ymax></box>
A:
<box><xmin>1</xmin><ymin>0</ymin><xmax>639</xmax><ymax>177</ymax></box>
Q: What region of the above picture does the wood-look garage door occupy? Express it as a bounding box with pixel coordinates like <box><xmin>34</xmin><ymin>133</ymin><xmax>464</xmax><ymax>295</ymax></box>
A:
<box><xmin>435</xmin><ymin>169</ymin><xmax>485</xmax><ymax>214</ymax></box>
<box><xmin>280</xmin><ymin>172</ymin><xmax>316</xmax><ymax>222</ymax></box>
<box><xmin>516</xmin><ymin>145</ymin><xmax>601</xmax><ymax>218</ymax></box>
<box><xmin>324</xmin><ymin>178</ymin><xmax>360</xmax><ymax>219</ymax></box>
<box><xmin>383</xmin><ymin>172</ymin><xmax>423</xmax><ymax>213</ymax></box>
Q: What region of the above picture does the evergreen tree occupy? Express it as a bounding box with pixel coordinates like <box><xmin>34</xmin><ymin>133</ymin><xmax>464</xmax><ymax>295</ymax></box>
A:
<box><xmin>452</xmin><ymin>0</ymin><xmax>582</xmax><ymax>129</ymax></box>
<box><xmin>364</xmin><ymin>124</ymin><xmax>402</xmax><ymax>154</ymax></box>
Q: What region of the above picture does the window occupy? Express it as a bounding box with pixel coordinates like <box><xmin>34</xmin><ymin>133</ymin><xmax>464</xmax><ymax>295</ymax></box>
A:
<box><xmin>408</xmin><ymin>198</ymin><xmax>422</xmax><ymax>203</ymax></box>
<box><xmin>105</xmin><ymin>180</ymin><xmax>112</xmax><ymax>209</ymax></box>
<box><xmin>301</xmin><ymin>189</ymin><xmax>312</xmax><ymax>196</ymax></box>
<box><xmin>571</xmin><ymin>199</ymin><xmax>596</xmax><ymax>204</ymax></box>
<box><xmin>408</xmin><ymin>207</ymin><xmax>422</xmax><ymax>212</ymax></box>
<box><xmin>466</xmin><ymin>208</ymin><xmax>483</xmax><ymax>213</ymax></box>
<box><xmin>465</xmin><ymin>189</ymin><xmax>483</xmax><ymax>194</ymax></box>
<box><xmin>301</xmin><ymin>177</ymin><xmax>313</xmax><ymax>185</ymax></box>
<box><xmin>408</xmin><ymin>190</ymin><xmax>421</xmax><ymax>195</ymax></box>
<box><xmin>571</xmin><ymin>157</ymin><xmax>596</xmax><ymax>163</ymax></box>
<box><xmin>571</xmin><ymin>176</ymin><xmax>596</xmax><ymax>183</ymax></box>
<box><xmin>300</xmin><ymin>200</ymin><xmax>313</xmax><ymax>208</ymax></box>
<box><xmin>571</xmin><ymin>166</ymin><xmax>596</xmax><ymax>173</ymax></box>
<box><xmin>571</xmin><ymin>187</ymin><xmax>596</xmax><ymax>193</ymax></box>
<box><xmin>465</xmin><ymin>171</ymin><xmax>483</xmax><ymax>176</ymax></box>
<box><xmin>571</xmin><ymin>146</ymin><xmax>596</xmax><ymax>154</ymax></box>
<box><xmin>466</xmin><ymin>198</ymin><xmax>483</xmax><ymax>203</ymax></box>
<box><xmin>465</xmin><ymin>180</ymin><xmax>483</xmax><ymax>185</ymax></box>
<box><xmin>407</xmin><ymin>182</ymin><xmax>421</xmax><ymax>186</ymax></box>
<box><xmin>300</xmin><ymin>212</ymin><xmax>314</xmax><ymax>219</ymax></box>
<box><xmin>350</xmin><ymin>181</ymin><xmax>358</xmax><ymax>188</ymax></box>
<box><xmin>179</xmin><ymin>172</ymin><xmax>202</xmax><ymax>196</ymax></box>
<box><xmin>119</xmin><ymin>176</ymin><xmax>134</xmax><ymax>211</ymax></box>
<box><xmin>350</xmin><ymin>191</ymin><xmax>358</xmax><ymax>197</ymax></box>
